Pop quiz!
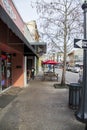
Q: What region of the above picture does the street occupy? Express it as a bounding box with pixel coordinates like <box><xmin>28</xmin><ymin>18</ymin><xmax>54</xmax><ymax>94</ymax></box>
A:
<box><xmin>55</xmin><ymin>68</ymin><xmax>79</xmax><ymax>84</ymax></box>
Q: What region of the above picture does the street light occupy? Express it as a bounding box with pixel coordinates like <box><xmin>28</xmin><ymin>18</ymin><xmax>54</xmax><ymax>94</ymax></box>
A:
<box><xmin>75</xmin><ymin>0</ymin><xmax>87</xmax><ymax>129</ymax></box>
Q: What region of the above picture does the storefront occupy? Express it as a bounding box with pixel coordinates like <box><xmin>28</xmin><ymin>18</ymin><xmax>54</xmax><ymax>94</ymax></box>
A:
<box><xmin>0</xmin><ymin>1</ymin><xmax>38</xmax><ymax>91</ymax></box>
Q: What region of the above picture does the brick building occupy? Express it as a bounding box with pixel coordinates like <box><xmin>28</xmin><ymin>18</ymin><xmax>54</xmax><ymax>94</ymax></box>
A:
<box><xmin>0</xmin><ymin>0</ymin><xmax>39</xmax><ymax>91</ymax></box>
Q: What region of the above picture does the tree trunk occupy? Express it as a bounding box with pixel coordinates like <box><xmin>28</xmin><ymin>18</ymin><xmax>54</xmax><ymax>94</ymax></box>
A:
<box><xmin>61</xmin><ymin>43</ymin><xmax>66</xmax><ymax>86</ymax></box>
<box><xmin>61</xmin><ymin>62</ymin><xmax>66</xmax><ymax>86</ymax></box>
<box><xmin>61</xmin><ymin>8</ymin><xmax>67</xmax><ymax>86</ymax></box>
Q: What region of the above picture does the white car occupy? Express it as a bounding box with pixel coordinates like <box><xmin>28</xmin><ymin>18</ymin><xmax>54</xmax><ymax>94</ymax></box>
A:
<box><xmin>66</xmin><ymin>66</ymin><xmax>72</xmax><ymax>71</ymax></box>
<box><xmin>71</xmin><ymin>66</ymin><xmax>80</xmax><ymax>73</ymax></box>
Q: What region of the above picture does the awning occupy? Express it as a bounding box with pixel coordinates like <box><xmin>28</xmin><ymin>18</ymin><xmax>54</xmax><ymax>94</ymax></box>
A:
<box><xmin>30</xmin><ymin>42</ymin><xmax>47</xmax><ymax>56</ymax></box>
<box><xmin>0</xmin><ymin>5</ymin><xmax>38</xmax><ymax>57</ymax></box>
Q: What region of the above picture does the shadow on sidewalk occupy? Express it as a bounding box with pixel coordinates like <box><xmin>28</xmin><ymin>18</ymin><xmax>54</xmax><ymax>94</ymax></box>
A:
<box><xmin>0</xmin><ymin>87</ymin><xmax>23</xmax><ymax>108</ymax></box>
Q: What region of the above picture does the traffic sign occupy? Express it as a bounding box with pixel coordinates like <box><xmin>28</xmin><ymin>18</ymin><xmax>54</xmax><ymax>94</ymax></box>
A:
<box><xmin>82</xmin><ymin>39</ymin><xmax>87</xmax><ymax>48</ymax></box>
<box><xmin>74</xmin><ymin>39</ymin><xmax>82</xmax><ymax>48</ymax></box>
<box><xmin>74</xmin><ymin>39</ymin><xmax>87</xmax><ymax>48</ymax></box>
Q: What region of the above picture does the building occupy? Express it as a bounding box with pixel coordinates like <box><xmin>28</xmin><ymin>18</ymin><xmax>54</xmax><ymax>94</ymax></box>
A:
<box><xmin>26</xmin><ymin>21</ymin><xmax>40</xmax><ymax>42</ymax></box>
<box><xmin>26</xmin><ymin>20</ymin><xmax>46</xmax><ymax>72</ymax></box>
<box><xmin>0</xmin><ymin>0</ymin><xmax>40</xmax><ymax>91</ymax></box>
<box><xmin>68</xmin><ymin>49</ymin><xmax>83</xmax><ymax>66</ymax></box>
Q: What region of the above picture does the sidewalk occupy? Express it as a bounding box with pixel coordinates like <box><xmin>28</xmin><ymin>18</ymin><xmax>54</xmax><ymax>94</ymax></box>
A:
<box><xmin>0</xmin><ymin>79</ymin><xmax>85</xmax><ymax>130</ymax></box>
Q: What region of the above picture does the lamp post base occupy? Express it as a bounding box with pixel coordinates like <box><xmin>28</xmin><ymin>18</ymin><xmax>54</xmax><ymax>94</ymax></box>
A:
<box><xmin>85</xmin><ymin>124</ymin><xmax>87</xmax><ymax>130</ymax></box>
<box><xmin>75</xmin><ymin>111</ymin><xmax>87</xmax><ymax>123</ymax></box>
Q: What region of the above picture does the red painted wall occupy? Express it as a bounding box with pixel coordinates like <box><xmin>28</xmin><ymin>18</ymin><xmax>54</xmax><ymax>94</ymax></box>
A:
<box><xmin>0</xmin><ymin>0</ymin><xmax>25</xmax><ymax>34</ymax></box>
<box><xmin>0</xmin><ymin>0</ymin><xmax>28</xmax><ymax>87</ymax></box>
<box><xmin>12</xmin><ymin>53</ymin><xmax>24</xmax><ymax>87</ymax></box>
<box><xmin>0</xmin><ymin>18</ymin><xmax>25</xmax><ymax>87</ymax></box>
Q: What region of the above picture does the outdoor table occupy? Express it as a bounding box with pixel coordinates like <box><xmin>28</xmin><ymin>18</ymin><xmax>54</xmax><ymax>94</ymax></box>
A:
<box><xmin>43</xmin><ymin>71</ymin><xmax>58</xmax><ymax>81</ymax></box>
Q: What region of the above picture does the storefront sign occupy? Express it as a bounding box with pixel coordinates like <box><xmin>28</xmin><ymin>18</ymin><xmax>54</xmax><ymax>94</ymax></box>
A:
<box><xmin>2</xmin><ymin>0</ymin><xmax>16</xmax><ymax>20</ymax></box>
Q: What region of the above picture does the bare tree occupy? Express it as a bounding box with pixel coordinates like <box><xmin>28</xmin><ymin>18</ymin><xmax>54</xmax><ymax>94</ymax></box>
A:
<box><xmin>32</xmin><ymin>0</ymin><xmax>83</xmax><ymax>85</ymax></box>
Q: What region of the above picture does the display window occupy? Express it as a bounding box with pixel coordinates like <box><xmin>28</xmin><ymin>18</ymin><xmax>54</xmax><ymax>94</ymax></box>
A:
<box><xmin>0</xmin><ymin>52</ymin><xmax>12</xmax><ymax>90</ymax></box>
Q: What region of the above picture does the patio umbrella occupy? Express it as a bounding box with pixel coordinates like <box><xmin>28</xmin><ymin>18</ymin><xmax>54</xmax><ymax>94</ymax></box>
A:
<box><xmin>42</xmin><ymin>60</ymin><xmax>58</xmax><ymax>72</ymax></box>
<box><xmin>42</xmin><ymin>60</ymin><xmax>58</xmax><ymax>65</ymax></box>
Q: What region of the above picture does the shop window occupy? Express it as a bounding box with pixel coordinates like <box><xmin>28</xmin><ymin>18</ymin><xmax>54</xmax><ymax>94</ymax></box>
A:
<box><xmin>1</xmin><ymin>52</ymin><xmax>12</xmax><ymax>90</ymax></box>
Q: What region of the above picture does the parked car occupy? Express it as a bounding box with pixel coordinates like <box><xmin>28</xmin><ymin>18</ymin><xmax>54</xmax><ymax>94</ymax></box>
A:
<box><xmin>71</xmin><ymin>66</ymin><xmax>80</xmax><ymax>73</ymax></box>
<box><xmin>66</xmin><ymin>66</ymin><xmax>72</xmax><ymax>71</ymax></box>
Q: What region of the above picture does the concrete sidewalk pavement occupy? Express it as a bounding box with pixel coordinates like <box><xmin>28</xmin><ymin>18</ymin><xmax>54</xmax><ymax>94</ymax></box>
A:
<box><xmin>0</xmin><ymin>79</ymin><xmax>85</xmax><ymax>130</ymax></box>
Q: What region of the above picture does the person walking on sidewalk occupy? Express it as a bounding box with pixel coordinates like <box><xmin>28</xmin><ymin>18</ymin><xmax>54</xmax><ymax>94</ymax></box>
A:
<box><xmin>27</xmin><ymin>69</ymin><xmax>31</xmax><ymax>82</ymax></box>
<box><xmin>31</xmin><ymin>66</ymin><xmax>35</xmax><ymax>80</ymax></box>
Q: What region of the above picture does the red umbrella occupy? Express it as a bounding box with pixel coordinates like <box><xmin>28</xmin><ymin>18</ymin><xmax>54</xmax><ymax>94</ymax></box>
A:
<box><xmin>42</xmin><ymin>60</ymin><xmax>58</xmax><ymax>65</ymax></box>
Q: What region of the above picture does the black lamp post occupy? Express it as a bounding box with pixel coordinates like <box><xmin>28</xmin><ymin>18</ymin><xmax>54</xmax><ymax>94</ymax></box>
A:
<box><xmin>75</xmin><ymin>0</ymin><xmax>87</xmax><ymax>129</ymax></box>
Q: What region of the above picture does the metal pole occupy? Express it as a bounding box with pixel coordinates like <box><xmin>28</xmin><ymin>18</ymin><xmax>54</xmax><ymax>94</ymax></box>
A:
<box><xmin>85</xmin><ymin>124</ymin><xmax>87</xmax><ymax>130</ymax></box>
<box><xmin>75</xmin><ymin>1</ymin><xmax>87</xmax><ymax>126</ymax></box>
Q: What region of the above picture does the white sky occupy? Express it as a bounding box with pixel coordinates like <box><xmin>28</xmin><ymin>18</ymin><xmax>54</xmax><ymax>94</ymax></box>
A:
<box><xmin>12</xmin><ymin>0</ymin><xmax>38</xmax><ymax>23</ymax></box>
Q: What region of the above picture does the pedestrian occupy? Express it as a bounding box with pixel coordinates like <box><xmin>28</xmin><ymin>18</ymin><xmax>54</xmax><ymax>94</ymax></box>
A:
<box><xmin>31</xmin><ymin>66</ymin><xmax>35</xmax><ymax>80</ymax></box>
<box><xmin>27</xmin><ymin>69</ymin><xmax>31</xmax><ymax>82</ymax></box>
<box><xmin>48</xmin><ymin>64</ymin><xmax>51</xmax><ymax>71</ymax></box>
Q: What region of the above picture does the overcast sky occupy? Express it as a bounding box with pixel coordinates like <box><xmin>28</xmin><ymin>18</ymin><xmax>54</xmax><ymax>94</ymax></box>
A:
<box><xmin>12</xmin><ymin>0</ymin><xmax>38</xmax><ymax>23</ymax></box>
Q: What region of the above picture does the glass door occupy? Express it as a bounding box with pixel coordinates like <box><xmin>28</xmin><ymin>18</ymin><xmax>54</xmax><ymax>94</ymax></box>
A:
<box><xmin>1</xmin><ymin>54</ymin><xmax>7</xmax><ymax>90</ymax></box>
<box><xmin>1</xmin><ymin>52</ymin><xmax>12</xmax><ymax>90</ymax></box>
<box><xmin>6</xmin><ymin>54</ymin><xmax>12</xmax><ymax>87</ymax></box>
